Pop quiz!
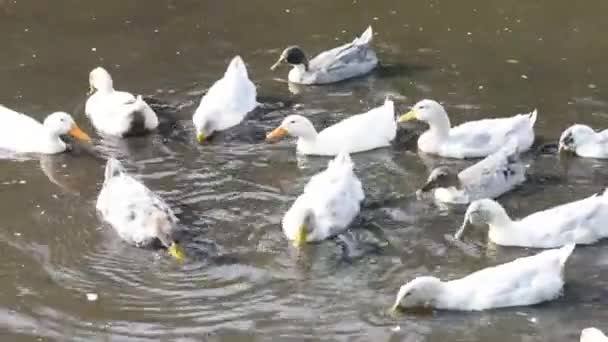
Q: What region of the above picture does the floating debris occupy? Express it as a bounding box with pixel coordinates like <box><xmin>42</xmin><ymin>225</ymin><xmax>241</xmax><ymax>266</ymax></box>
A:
<box><xmin>505</xmin><ymin>59</ymin><xmax>519</xmax><ymax>64</ymax></box>
<box><xmin>521</xmin><ymin>74</ymin><xmax>528</xmax><ymax>80</ymax></box>
<box><xmin>86</xmin><ymin>293</ymin><xmax>98</xmax><ymax>302</ymax></box>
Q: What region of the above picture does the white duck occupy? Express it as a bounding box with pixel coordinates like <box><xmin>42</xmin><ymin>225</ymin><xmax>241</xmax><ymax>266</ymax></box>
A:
<box><xmin>559</xmin><ymin>124</ymin><xmax>608</xmax><ymax>159</ymax></box>
<box><xmin>96</xmin><ymin>158</ymin><xmax>185</xmax><ymax>261</ymax></box>
<box><xmin>418</xmin><ymin>138</ymin><xmax>525</xmax><ymax>204</ymax></box>
<box><xmin>455</xmin><ymin>190</ymin><xmax>608</xmax><ymax>247</ymax></box>
<box><xmin>0</xmin><ymin>105</ymin><xmax>91</xmax><ymax>154</ymax></box>
<box><xmin>392</xmin><ymin>243</ymin><xmax>575</xmax><ymax>312</ymax></box>
<box><xmin>270</xmin><ymin>26</ymin><xmax>378</xmax><ymax>85</ymax></box>
<box><xmin>266</xmin><ymin>98</ymin><xmax>396</xmax><ymax>156</ymax></box>
<box><xmin>398</xmin><ymin>99</ymin><xmax>537</xmax><ymax>158</ymax></box>
<box><xmin>192</xmin><ymin>56</ymin><xmax>257</xmax><ymax>143</ymax></box>
<box><xmin>282</xmin><ymin>152</ymin><xmax>364</xmax><ymax>246</ymax></box>
<box><xmin>85</xmin><ymin>67</ymin><xmax>159</xmax><ymax>137</ymax></box>
<box><xmin>581</xmin><ymin>328</ymin><xmax>608</xmax><ymax>342</ymax></box>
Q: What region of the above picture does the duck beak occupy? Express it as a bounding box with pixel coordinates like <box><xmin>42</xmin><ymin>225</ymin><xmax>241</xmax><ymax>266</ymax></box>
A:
<box><xmin>398</xmin><ymin>110</ymin><xmax>419</xmax><ymax>123</ymax></box>
<box><xmin>293</xmin><ymin>223</ymin><xmax>308</xmax><ymax>247</ymax></box>
<box><xmin>168</xmin><ymin>242</ymin><xmax>186</xmax><ymax>262</ymax></box>
<box><xmin>270</xmin><ymin>56</ymin><xmax>285</xmax><ymax>71</ymax></box>
<box><xmin>266</xmin><ymin>126</ymin><xmax>288</xmax><ymax>141</ymax></box>
<box><xmin>454</xmin><ymin>219</ymin><xmax>468</xmax><ymax>240</ymax></box>
<box><xmin>69</xmin><ymin>124</ymin><xmax>92</xmax><ymax>143</ymax></box>
<box><xmin>196</xmin><ymin>133</ymin><xmax>207</xmax><ymax>144</ymax></box>
<box><xmin>419</xmin><ymin>179</ymin><xmax>437</xmax><ymax>193</ymax></box>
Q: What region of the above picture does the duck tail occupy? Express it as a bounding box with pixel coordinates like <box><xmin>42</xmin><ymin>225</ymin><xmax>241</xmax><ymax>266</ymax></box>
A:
<box><xmin>527</xmin><ymin>109</ymin><xmax>538</xmax><ymax>127</ymax></box>
<box><xmin>354</xmin><ymin>25</ymin><xmax>373</xmax><ymax>46</ymax></box>
<box><xmin>104</xmin><ymin>158</ymin><xmax>125</xmax><ymax>182</ymax></box>
<box><xmin>329</xmin><ymin>151</ymin><xmax>354</xmax><ymax>172</ymax></box>
<box><xmin>556</xmin><ymin>243</ymin><xmax>576</xmax><ymax>266</ymax></box>
<box><xmin>225</xmin><ymin>55</ymin><xmax>249</xmax><ymax>79</ymax></box>
<box><xmin>581</xmin><ymin>328</ymin><xmax>608</xmax><ymax>342</ymax></box>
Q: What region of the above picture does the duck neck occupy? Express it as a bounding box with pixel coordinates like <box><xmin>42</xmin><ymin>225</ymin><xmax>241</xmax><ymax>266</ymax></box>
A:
<box><xmin>427</xmin><ymin>110</ymin><xmax>451</xmax><ymax>140</ymax></box>
<box><xmin>486</xmin><ymin>208</ymin><xmax>516</xmax><ymax>243</ymax></box>
<box><xmin>293</xmin><ymin>63</ymin><xmax>309</xmax><ymax>73</ymax></box>
<box><xmin>95</xmin><ymin>81</ymin><xmax>114</xmax><ymax>94</ymax></box>
<box><xmin>41</xmin><ymin>127</ymin><xmax>66</xmax><ymax>152</ymax></box>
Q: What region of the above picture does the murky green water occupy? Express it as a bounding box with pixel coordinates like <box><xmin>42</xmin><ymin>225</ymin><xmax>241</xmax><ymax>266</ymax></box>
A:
<box><xmin>2</xmin><ymin>0</ymin><xmax>608</xmax><ymax>341</ymax></box>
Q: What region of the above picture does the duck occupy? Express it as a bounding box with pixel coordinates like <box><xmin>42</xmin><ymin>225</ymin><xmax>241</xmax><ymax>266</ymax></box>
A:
<box><xmin>559</xmin><ymin>124</ymin><xmax>608</xmax><ymax>159</ymax></box>
<box><xmin>96</xmin><ymin>158</ymin><xmax>185</xmax><ymax>261</ymax></box>
<box><xmin>581</xmin><ymin>328</ymin><xmax>608</xmax><ymax>342</ymax></box>
<box><xmin>282</xmin><ymin>152</ymin><xmax>364</xmax><ymax>246</ymax></box>
<box><xmin>391</xmin><ymin>243</ymin><xmax>575</xmax><ymax>312</ymax></box>
<box><xmin>270</xmin><ymin>26</ymin><xmax>378</xmax><ymax>85</ymax></box>
<box><xmin>455</xmin><ymin>189</ymin><xmax>608</xmax><ymax>247</ymax></box>
<box><xmin>192</xmin><ymin>55</ymin><xmax>257</xmax><ymax>143</ymax></box>
<box><xmin>266</xmin><ymin>98</ymin><xmax>396</xmax><ymax>156</ymax></box>
<box><xmin>398</xmin><ymin>99</ymin><xmax>537</xmax><ymax>158</ymax></box>
<box><xmin>418</xmin><ymin>138</ymin><xmax>525</xmax><ymax>204</ymax></box>
<box><xmin>0</xmin><ymin>105</ymin><xmax>91</xmax><ymax>154</ymax></box>
<box><xmin>85</xmin><ymin>67</ymin><xmax>159</xmax><ymax>137</ymax></box>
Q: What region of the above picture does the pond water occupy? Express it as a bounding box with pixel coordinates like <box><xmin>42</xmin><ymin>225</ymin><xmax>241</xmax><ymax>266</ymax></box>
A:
<box><xmin>1</xmin><ymin>0</ymin><xmax>608</xmax><ymax>341</ymax></box>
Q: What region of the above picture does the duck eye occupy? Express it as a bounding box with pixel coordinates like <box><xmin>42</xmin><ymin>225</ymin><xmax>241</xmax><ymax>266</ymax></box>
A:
<box><xmin>290</xmin><ymin>120</ymin><xmax>296</xmax><ymax>124</ymax></box>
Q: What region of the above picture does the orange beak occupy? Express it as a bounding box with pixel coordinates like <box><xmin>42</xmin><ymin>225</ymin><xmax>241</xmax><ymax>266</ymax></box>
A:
<box><xmin>69</xmin><ymin>124</ymin><xmax>92</xmax><ymax>143</ymax></box>
<box><xmin>266</xmin><ymin>126</ymin><xmax>289</xmax><ymax>142</ymax></box>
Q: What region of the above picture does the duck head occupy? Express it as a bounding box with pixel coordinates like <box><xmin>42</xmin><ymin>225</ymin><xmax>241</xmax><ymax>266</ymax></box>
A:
<box><xmin>43</xmin><ymin>112</ymin><xmax>92</xmax><ymax>143</ymax></box>
<box><xmin>88</xmin><ymin>67</ymin><xmax>114</xmax><ymax>96</ymax></box>
<box><xmin>270</xmin><ymin>46</ymin><xmax>309</xmax><ymax>71</ymax></box>
<box><xmin>150</xmin><ymin>211</ymin><xmax>185</xmax><ymax>262</ymax></box>
<box><xmin>419</xmin><ymin>167</ymin><xmax>460</xmax><ymax>193</ymax></box>
<box><xmin>392</xmin><ymin>276</ymin><xmax>443</xmax><ymax>312</ymax></box>
<box><xmin>455</xmin><ymin>199</ymin><xmax>511</xmax><ymax>240</ymax></box>
<box><xmin>558</xmin><ymin>124</ymin><xmax>596</xmax><ymax>153</ymax></box>
<box><xmin>266</xmin><ymin>115</ymin><xmax>317</xmax><ymax>142</ymax></box>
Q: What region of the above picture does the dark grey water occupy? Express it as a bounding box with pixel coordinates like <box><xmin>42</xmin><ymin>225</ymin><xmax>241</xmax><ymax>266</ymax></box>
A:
<box><xmin>2</xmin><ymin>1</ymin><xmax>608</xmax><ymax>341</ymax></box>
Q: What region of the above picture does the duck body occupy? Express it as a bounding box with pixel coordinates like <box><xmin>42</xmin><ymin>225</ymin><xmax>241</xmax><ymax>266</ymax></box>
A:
<box><xmin>96</xmin><ymin>159</ymin><xmax>178</xmax><ymax>249</ymax></box>
<box><xmin>282</xmin><ymin>153</ymin><xmax>364</xmax><ymax>243</ymax></box>
<box><xmin>272</xmin><ymin>26</ymin><xmax>378</xmax><ymax>85</ymax></box>
<box><xmin>267</xmin><ymin>99</ymin><xmax>396</xmax><ymax>156</ymax></box>
<box><xmin>86</xmin><ymin>67</ymin><xmax>159</xmax><ymax>137</ymax></box>
<box><xmin>192</xmin><ymin>56</ymin><xmax>257</xmax><ymax>142</ymax></box>
<box><xmin>559</xmin><ymin>124</ymin><xmax>608</xmax><ymax>158</ymax></box>
<box><xmin>393</xmin><ymin>244</ymin><xmax>575</xmax><ymax>311</ymax></box>
<box><xmin>422</xmin><ymin>138</ymin><xmax>526</xmax><ymax>204</ymax></box>
<box><xmin>399</xmin><ymin>99</ymin><xmax>537</xmax><ymax>158</ymax></box>
<box><xmin>459</xmin><ymin>190</ymin><xmax>608</xmax><ymax>248</ymax></box>
<box><xmin>581</xmin><ymin>328</ymin><xmax>608</xmax><ymax>342</ymax></box>
<box><xmin>0</xmin><ymin>105</ymin><xmax>90</xmax><ymax>154</ymax></box>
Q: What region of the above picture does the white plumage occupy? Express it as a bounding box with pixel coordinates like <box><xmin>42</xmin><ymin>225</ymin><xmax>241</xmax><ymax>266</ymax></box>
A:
<box><xmin>192</xmin><ymin>56</ymin><xmax>257</xmax><ymax>142</ymax></box>
<box><xmin>581</xmin><ymin>328</ymin><xmax>608</xmax><ymax>342</ymax></box>
<box><xmin>282</xmin><ymin>152</ymin><xmax>364</xmax><ymax>243</ymax></box>
<box><xmin>420</xmin><ymin>138</ymin><xmax>526</xmax><ymax>204</ymax></box>
<box><xmin>85</xmin><ymin>67</ymin><xmax>159</xmax><ymax>137</ymax></box>
<box><xmin>456</xmin><ymin>189</ymin><xmax>608</xmax><ymax>247</ymax></box>
<box><xmin>559</xmin><ymin>124</ymin><xmax>608</xmax><ymax>159</ymax></box>
<box><xmin>266</xmin><ymin>98</ymin><xmax>396</xmax><ymax>156</ymax></box>
<box><xmin>0</xmin><ymin>105</ymin><xmax>90</xmax><ymax>154</ymax></box>
<box><xmin>392</xmin><ymin>244</ymin><xmax>575</xmax><ymax>311</ymax></box>
<box><xmin>399</xmin><ymin>99</ymin><xmax>537</xmax><ymax>158</ymax></box>
<box><xmin>96</xmin><ymin>159</ymin><xmax>179</xmax><ymax>250</ymax></box>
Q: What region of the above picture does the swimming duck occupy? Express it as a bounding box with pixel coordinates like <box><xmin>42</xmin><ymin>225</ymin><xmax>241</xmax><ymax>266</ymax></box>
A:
<box><xmin>559</xmin><ymin>124</ymin><xmax>608</xmax><ymax>159</ymax></box>
<box><xmin>392</xmin><ymin>243</ymin><xmax>575</xmax><ymax>312</ymax></box>
<box><xmin>0</xmin><ymin>105</ymin><xmax>91</xmax><ymax>154</ymax></box>
<box><xmin>581</xmin><ymin>328</ymin><xmax>608</xmax><ymax>342</ymax></box>
<box><xmin>455</xmin><ymin>189</ymin><xmax>608</xmax><ymax>247</ymax></box>
<box><xmin>398</xmin><ymin>99</ymin><xmax>537</xmax><ymax>158</ymax></box>
<box><xmin>266</xmin><ymin>98</ymin><xmax>396</xmax><ymax>156</ymax></box>
<box><xmin>192</xmin><ymin>56</ymin><xmax>257</xmax><ymax>143</ymax></box>
<box><xmin>86</xmin><ymin>67</ymin><xmax>159</xmax><ymax>137</ymax></box>
<box><xmin>418</xmin><ymin>138</ymin><xmax>525</xmax><ymax>204</ymax></box>
<box><xmin>282</xmin><ymin>152</ymin><xmax>364</xmax><ymax>246</ymax></box>
<box><xmin>270</xmin><ymin>26</ymin><xmax>378</xmax><ymax>85</ymax></box>
<box><xmin>96</xmin><ymin>158</ymin><xmax>185</xmax><ymax>261</ymax></box>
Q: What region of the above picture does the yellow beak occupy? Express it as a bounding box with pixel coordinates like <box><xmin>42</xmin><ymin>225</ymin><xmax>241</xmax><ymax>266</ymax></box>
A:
<box><xmin>168</xmin><ymin>242</ymin><xmax>186</xmax><ymax>262</ymax></box>
<box><xmin>293</xmin><ymin>224</ymin><xmax>308</xmax><ymax>247</ymax></box>
<box><xmin>196</xmin><ymin>133</ymin><xmax>207</xmax><ymax>144</ymax></box>
<box><xmin>266</xmin><ymin>126</ymin><xmax>288</xmax><ymax>142</ymax></box>
<box><xmin>398</xmin><ymin>110</ymin><xmax>419</xmax><ymax>123</ymax></box>
<box><xmin>69</xmin><ymin>124</ymin><xmax>92</xmax><ymax>143</ymax></box>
